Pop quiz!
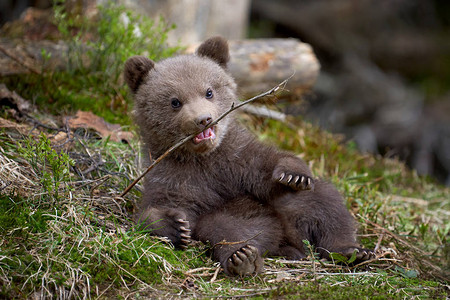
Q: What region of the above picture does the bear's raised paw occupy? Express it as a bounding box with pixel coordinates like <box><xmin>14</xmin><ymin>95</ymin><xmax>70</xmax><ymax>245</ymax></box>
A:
<box><xmin>277</xmin><ymin>172</ymin><xmax>314</xmax><ymax>191</ymax></box>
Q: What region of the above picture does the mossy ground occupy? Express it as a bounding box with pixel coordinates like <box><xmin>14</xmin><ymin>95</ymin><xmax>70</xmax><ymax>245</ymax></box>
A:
<box><xmin>0</xmin><ymin>2</ymin><xmax>449</xmax><ymax>299</ymax></box>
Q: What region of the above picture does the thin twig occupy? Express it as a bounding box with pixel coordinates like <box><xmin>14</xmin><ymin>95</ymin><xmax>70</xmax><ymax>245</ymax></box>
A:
<box><xmin>359</xmin><ymin>214</ymin><xmax>429</xmax><ymax>256</ymax></box>
<box><xmin>119</xmin><ymin>76</ymin><xmax>291</xmax><ymax>197</ymax></box>
<box><xmin>210</xmin><ymin>265</ymin><xmax>221</xmax><ymax>283</ymax></box>
<box><xmin>185</xmin><ymin>267</ymin><xmax>213</xmax><ymax>274</ymax></box>
<box><xmin>89</xmin><ymin>175</ymin><xmax>111</xmax><ymax>198</ymax></box>
<box><xmin>213</xmin><ymin>231</ymin><xmax>263</xmax><ymax>248</ymax></box>
<box><xmin>374</xmin><ymin>232</ymin><xmax>384</xmax><ymax>253</ymax></box>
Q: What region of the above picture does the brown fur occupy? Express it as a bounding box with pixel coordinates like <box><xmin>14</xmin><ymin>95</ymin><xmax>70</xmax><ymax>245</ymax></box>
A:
<box><xmin>124</xmin><ymin>36</ymin><xmax>374</xmax><ymax>276</ymax></box>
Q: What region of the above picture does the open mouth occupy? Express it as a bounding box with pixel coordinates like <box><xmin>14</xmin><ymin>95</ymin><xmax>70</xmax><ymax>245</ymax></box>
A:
<box><xmin>192</xmin><ymin>127</ymin><xmax>216</xmax><ymax>144</ymax></box>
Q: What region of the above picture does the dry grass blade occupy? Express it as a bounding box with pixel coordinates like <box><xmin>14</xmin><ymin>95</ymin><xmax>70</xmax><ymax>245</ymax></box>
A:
<box><xmin>359</xmin><ymin>214</ymin><xmax>448</xmax><ymax>281</ymax></box>
<box><xmin>0</xmin><ymin>148</ymin><xmax>38</xmax><ymax>196</ymax></box>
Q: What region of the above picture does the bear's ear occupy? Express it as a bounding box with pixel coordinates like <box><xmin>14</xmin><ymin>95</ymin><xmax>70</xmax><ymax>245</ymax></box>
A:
<box><xmin>196</xmin><ymin>36</ymin><xmax>230</xmax><ymax>68</ymax></box>
<box><xmin>124</xmin><ymin>56</ymin><xmax>155</xmax><ymax>93</ymax></box>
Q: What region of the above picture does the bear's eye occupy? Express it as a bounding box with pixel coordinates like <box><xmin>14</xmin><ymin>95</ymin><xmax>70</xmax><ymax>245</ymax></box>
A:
<box><xmin>171</xmin><ymin>98</ymin><xmax>182</xmax><ymax>109</ymax></box>
<box><xmin>205</xmin><ymin>88</ymin><xmax>213</xmax><ymax>99</ymax></box>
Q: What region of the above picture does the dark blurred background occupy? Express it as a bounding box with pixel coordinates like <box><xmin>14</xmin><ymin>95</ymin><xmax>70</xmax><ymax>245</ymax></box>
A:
<box><xmin>249</xmin><ymin>0</ymin><xmax>450</xmax><ymax>186</ymax></box>
<box><xmin>1</xmin><ymin>0</ymin><xmax>449</xmax><ymax>185</ymax></box>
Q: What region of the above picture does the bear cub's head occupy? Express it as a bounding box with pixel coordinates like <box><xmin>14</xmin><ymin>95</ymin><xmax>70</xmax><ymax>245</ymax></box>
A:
<box><xmin>124</xmin><ymin>36</ymin><xmax>237</xmax><ymax>156</ymax></box>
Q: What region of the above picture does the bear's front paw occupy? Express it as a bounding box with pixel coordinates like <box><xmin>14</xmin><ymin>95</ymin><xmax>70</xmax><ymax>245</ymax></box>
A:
<box><xmin>276</xmin><ymin>172</ymin><xmax>314</xmax><ymax>191</ymax></box>
<box><xmin>152</xmin><ymin>208</ymin><xmax>192</xmax><ymax>249</ymax></box>
<box><xmin>175</xmin><ymin>218</ymin><xmax>192</xmax><ymax>249</ymax></box>
<box><xmin>224</xmin><ymin>245</ymin><xmax>263</xmax><ymax>276</ymax></box>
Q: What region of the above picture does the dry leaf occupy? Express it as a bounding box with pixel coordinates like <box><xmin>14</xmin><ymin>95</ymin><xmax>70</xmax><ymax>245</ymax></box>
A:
<box><xmin>67</xmin><ymin>110</ymin><xmax>133</xmax><ymax>143</ymax></box>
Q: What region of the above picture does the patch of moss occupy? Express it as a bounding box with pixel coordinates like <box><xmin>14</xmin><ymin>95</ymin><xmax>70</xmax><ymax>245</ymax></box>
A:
<box><xmin>0</xmin><ymin>195</ymin><xmax>48</xmax><ymax>234</ymax></box>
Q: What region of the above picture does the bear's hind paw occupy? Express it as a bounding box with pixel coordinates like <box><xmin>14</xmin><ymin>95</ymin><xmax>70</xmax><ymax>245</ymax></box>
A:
<box><xmin>225</xmin><ymin>245</ymin><xmax>263</xmax><ymax>276</ymax></box>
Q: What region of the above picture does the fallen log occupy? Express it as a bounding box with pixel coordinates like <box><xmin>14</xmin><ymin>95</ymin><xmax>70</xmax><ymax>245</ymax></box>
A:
<box><xmin>0</xmin><ymin>38</ymin><xmax>69</xmax><ymax>75</ymax></box>
<box><xmin>0</xmin><ymin>38</ymin><xmax>320</xmax><ymax>97</ymax></box>
<box><xmin>230</xmin><ymin>38</ymin><xmax>319</xmax><ymax>98</ymax></box>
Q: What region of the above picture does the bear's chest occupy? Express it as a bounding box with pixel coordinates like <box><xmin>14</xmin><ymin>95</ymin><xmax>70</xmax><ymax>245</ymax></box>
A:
<box><xmin>156</xmin><ymin>154</ymin><xmax>247</xmax><ymax>199</ymax></box>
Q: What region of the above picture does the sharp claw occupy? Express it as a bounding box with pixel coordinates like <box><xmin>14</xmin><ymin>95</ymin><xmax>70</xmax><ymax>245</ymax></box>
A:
<box><xmin>279</xmin><ymin>172</ymin><xmax>285</xmax><ymax>181</ymax></box>
<box><xmin>307</xmin><ymin>177</ymin><xmax>312</xmax><ymax>188</ymax></box>
<box><xmin>300</xmin><ymin>176</ymin><xmax>305</xmax><ymax>183</ymax></box>
<box><xmin>236</xmin><ymin>251</ymin><xmax>247</xmax><ymax>260</ymax></box>
<box><xmin>247</xmin><ymin>245</ymin><xmax>257</xmax><ymax>252</ymax></box>
<box><xmin>180</xmin><ymin>233</ymin><xmax>190</xmax><ymax>239</ymax></box>
<box><xmin>294</xmin><ymin>176</ymin><xmax>300</xmax><ymax>184</ymax></box>
<box><xmin>242</xmin><ymin>247</ymin><xmax>252</xmax><ymax>256</ymax></box>
<box><xmin>181</xmin><ymin>238</ymin><xmax>190</xmax><ymax>244</ymax></box>
<box><xmin>179</xmin><ymin>226</ymin><xmax>191</xmax><ymax>232</ymax></box>
<box><xmin>287</xmin><ymin>175</ymin><xmax>293</xmax><ymax>183</ymax></box>
<box><xmin>232</xmin><ymin>253</ymin><xmax>243</xmax><ymax>264</ymax></box>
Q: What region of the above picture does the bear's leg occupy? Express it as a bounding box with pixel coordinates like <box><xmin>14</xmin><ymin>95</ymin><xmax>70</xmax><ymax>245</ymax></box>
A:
<box><xmin>275</xmin><ymin>180</ymin><xmax>375</xmax><ymax>263</ymax></box>
<box><xmin>193</xmin><ymin>198</ymin><xmax>283</xmax><ymax>276</ymax></box>
<box><xmin>277</xmin><ymin>245</ymin><xmax>306</xmax><ymax>260</ymax></box>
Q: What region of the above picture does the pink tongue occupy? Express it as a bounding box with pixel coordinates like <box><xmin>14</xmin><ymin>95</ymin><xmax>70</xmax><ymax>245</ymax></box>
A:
<box><xmin>194</xmin><ymin>128</ymin><xmax>216</xmax><ymax>144</ymax></box>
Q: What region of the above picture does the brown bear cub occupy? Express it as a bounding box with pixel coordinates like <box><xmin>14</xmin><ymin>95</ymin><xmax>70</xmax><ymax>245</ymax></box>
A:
<box><xmin>124</xmin><ymin>37</ymin><xmax>374</xmax><ymax>276</ymax></box>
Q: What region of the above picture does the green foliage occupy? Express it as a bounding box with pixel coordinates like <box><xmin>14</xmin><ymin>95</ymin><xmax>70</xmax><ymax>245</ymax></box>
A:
<box><xmin>302</xmin><ymin>239</ymin><xmax>319</xmax><ymax>261</ymax></box>
<box><xmin>329</xmin><ymin>250</ymin><xmax>358</xmax><ymax>265</ymax></box>
<box><xmin>53</xmin><ymin>0</ymin><xmax>178</xmax><ymax>89</ymax></box>
<box><xmin>17</xmin><ymin>133</ymin><xmax>74</xmax><ymax>203</ymax></box>
<box><xmin>3</xmin><ymin>1</ymin><xmax>179</xmax><ymax>125</ymax></box>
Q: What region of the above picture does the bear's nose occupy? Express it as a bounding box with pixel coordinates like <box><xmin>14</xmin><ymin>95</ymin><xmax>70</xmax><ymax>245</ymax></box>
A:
<box><xmin>196</xmin><ymin>114</ymin><xmax>212</xmax><ymax>129</ymax></box>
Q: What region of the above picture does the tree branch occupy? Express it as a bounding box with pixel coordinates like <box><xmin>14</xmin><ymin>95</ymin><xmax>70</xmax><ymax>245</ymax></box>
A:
<box><xmin>119</xmin><ymin>76</ymin><xmax>292</xmax><ymax>198</ymax></box>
